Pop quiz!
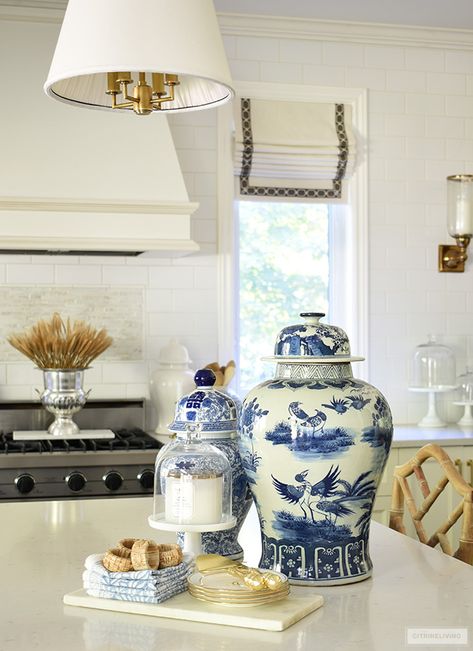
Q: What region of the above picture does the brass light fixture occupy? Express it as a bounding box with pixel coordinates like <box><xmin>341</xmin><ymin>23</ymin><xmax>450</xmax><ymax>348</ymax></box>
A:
<box><xmin>438</xmin><ymin>175</ymin><xmax>473</xmax><ymax>272</ymax></box>
<box><xmin>44</xmin><ymin>0</ymin><xmax>234</xmax><ymax>116</ymax></box>
<box><xmin>106</xmin><ymin>72</ymin><xmax>181</xmax><ymax>116</ymax></box>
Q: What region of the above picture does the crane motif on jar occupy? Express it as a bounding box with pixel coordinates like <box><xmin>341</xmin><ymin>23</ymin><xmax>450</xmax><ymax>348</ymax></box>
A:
<box><xmin>238</xmin><ymin>313</ymin><xmax>393</xmax><ymax>585</ymax></box>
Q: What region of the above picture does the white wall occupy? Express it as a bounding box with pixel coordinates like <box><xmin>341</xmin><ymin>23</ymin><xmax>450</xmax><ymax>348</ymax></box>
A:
<box><xmin>2</xmin><ymin>10</ymin><xmax>473</xmax><ymax>428</ymax></box>
<box><xmin>216</xmin><ymin>21</ymin><xmax>473</xmax><ymax>425</ymax></box>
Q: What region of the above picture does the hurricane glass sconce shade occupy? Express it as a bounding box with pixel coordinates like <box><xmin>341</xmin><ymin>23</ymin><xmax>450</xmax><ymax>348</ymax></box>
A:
<box><xmin>44</xmin><ymin>0</ymin><xmax>234</xmax><ymax>115</ymax></box>
<box><xmin>439</xmin><ymin>175</ymin><xmax>473</xmax><ymax>272</ymax></box>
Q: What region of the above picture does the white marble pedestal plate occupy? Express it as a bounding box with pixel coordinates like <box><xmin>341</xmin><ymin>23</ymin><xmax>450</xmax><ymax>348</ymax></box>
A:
<box><xmin>453</xmin><ymin>401</ymin><xmax>473</xmax><ymax>427</ymax></box>
<box><xmin>408</xmin><ymin>386</ymin><xmax>456</xmax><ymax>427</ymax></box>
<box><xmin>148</xmin><ymin>513</ymin><xmax>237</xmax><ymax>556</ymax></box>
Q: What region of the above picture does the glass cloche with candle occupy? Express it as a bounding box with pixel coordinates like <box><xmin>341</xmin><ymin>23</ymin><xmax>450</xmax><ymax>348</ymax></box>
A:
<box><xmin>153</xmin><ymin>373</ymin><xmax>232</xmax><ymax>526</ymax></box>
<box><xmin>167</xmin><ymin>368</ymin><xmax>251</xmax><ymax>559</ymax></box>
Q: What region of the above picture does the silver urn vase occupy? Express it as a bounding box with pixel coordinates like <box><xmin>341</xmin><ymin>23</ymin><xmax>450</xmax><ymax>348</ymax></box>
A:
<box><xmin>40</xmin><ymin>369</ymin><xmax>90</xmax><ymax>437</ymax></box>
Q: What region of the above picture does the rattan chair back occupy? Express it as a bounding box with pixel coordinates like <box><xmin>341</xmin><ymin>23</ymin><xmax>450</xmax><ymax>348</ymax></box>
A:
<box><xmin>389</xmin><ymin>443</ymin><xmax>473</xmax><ymax>565</ymax></box>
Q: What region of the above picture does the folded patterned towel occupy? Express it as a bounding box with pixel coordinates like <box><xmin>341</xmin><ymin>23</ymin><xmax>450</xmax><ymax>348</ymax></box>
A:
<box><xmin>82</xmin><ymin>570</ymin><xmax>187</xmax><ymax>597</ymax></box>
<box><xmin>83</xmin><ymin>553</ymin><xmax>193</xmax><ymax>591</ymax></box>
<box><xmin>84</xmin><ymin>582</ymin><xmax>187</xmax><ymax>604</ymax></box>
<box><xmin>82</xmin><ymin>552</ymin><xmax>193</xmax><ymax>603</ymax></box>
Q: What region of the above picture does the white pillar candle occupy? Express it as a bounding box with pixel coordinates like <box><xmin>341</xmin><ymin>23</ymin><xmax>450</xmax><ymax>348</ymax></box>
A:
<box><xmin>165</xmin><ymin>473</ymin><xmax>223</xmax><ymax>525</ymax></box>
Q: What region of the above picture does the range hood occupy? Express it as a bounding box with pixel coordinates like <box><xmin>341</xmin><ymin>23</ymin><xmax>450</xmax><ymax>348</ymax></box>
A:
<box><xmin>0</xmin><ymin>10</ymin><xmax>199</xmax><ymax>256</ymax></box>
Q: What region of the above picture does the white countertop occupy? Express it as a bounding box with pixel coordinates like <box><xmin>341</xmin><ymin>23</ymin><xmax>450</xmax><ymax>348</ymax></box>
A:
<box><xmin>0</xmin><ymin>497</ymin><xmax>471</xmax><ymax>651</ymax></box>
<box><xmin>393</xmin><ymin>424</ymin><xmax>473</xmax><ymax>447</ymax></box>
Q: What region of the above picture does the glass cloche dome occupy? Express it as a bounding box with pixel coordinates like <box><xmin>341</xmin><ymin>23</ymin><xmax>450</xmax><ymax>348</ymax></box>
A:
<box><xmin>411</xmin><ymin>335</ymin><xmax>456</xmax><ymax>388</ymax></box>
<box><xmin>154</xmin><ymin>425</ymin><xmax>232</xmax><ymax>525</ymax></box>
<box><xmin>455</xmin><ymin>366</ymin><xmax>473</xmax><ymax>403</ymax></box>
<box><xmin>453</xmin><ymin>365</ymin><xmax>473</xmax><ymax>427</ymax></box>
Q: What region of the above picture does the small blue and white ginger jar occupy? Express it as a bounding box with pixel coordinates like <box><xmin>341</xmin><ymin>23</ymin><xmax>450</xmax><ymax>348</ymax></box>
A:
<box><xmin>171</xmin><ymin>369</ymin><xmax>252</xmax><ymax>560</ymax></box>
<box><xmin>239</xmin><ymin>313</ymin><xmax>393</xmax><ymax>585</ymax></box>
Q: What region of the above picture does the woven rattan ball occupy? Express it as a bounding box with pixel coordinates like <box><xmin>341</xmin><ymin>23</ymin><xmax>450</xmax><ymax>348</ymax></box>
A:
<box><xmin>158</xmin><ymin>543</ymin><xmax>183</xmax><ymax>568</ymax></box>
<box><xmin>131</xmin><ymin>539</ymin><xmax>160</xmax><ymax>570</ymax></box>
<box><xmin>102</xmin><ymin>547</ymin><xmax>133</xmax><ymax>572</ymax></box>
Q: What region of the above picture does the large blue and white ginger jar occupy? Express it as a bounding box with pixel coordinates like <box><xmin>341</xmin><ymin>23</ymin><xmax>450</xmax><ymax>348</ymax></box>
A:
<box><xmin>239</xmin><ymin>313</ymin><xmax>393</xmax><ymax>585</ymax></box>
<box><xmin>171</xmin><ymin>369</ymin><xmax>252</xmax><ymax>560</ymax></box>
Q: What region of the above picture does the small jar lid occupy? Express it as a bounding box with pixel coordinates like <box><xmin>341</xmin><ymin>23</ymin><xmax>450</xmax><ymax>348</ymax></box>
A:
<box><xmin>169</xmin><ymin>369</ymin><xmax>238</xmax><ymax>433</ymax></box>
<box><xmin>158</xmin><ymin>338</ymin><xmax>192</xmax><ymax>365</ymax></box>
<box><xmin>271</xmin><ymin>312</ymin><xmax>354</xmax><ymax>360</ymax></box>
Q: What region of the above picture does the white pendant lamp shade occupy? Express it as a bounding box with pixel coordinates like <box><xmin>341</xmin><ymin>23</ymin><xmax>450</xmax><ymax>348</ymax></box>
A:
<box><xmin>44</xmin><ymin>0</ymin><xmax>234</xmax><ymax>113</ymax></box>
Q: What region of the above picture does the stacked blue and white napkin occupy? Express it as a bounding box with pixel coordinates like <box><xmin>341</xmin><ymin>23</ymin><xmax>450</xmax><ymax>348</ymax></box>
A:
<box><xmin>83</xmin><ymin>553</ymin><xmax>193</xmax><ymax>604</ymax></box>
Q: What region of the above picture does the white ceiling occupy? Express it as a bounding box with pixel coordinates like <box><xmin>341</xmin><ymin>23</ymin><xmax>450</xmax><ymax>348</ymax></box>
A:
<box><xmin>2</xmin><ymin>0</ymin><xmax>473</xmax><ymax>31</ymax></box>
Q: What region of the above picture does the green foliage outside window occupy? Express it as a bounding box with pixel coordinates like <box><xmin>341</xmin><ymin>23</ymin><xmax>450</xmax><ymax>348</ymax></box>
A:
<box><xmin>238</xmin><ymin>201</ymin><xmax>329</xmax><ymax>395</ymax></box>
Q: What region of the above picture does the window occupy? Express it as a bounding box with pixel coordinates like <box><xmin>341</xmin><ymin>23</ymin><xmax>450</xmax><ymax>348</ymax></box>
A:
<box><xmin>216</xmin><ymin>82</ymin><xmax>368</xmax><ymax>394</ymax></box>
<box><xmin>238</xmin><ymin>201</ymin><xmax>330</xmax><ymax>394</ymax></box>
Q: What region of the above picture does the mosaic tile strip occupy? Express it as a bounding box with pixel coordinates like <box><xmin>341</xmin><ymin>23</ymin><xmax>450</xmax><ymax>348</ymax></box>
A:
<box><xmin>0</xmin><ymin>286</ymin><xmax>143</xmax><ymax>361</ymax></box>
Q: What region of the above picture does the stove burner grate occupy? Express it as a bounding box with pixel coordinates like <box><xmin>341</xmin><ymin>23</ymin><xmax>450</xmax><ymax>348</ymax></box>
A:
<box><xmin>0</xmin><ymin>428</ymin><xmax>162</xmax><ymax>454</ymax></box>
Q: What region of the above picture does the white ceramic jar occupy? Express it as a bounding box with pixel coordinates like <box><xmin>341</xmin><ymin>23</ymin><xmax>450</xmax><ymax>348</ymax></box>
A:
<box><xmin>149</xmin><ymin>339</ymin><xmax>195</xmax><ymax>436</ymax></box>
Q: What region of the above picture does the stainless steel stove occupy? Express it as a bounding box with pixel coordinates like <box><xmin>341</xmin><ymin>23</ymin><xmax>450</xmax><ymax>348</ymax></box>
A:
<box><xmin>0</xmin><ymin>399</ymin><xmax>162</xmax><ymax>502</ymax></box>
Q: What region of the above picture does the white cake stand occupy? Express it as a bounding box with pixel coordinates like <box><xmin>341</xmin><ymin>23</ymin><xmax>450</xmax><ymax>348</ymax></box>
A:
<box><xmin>408</xmin><ymin>386</ymin><xmax>457</xmax><ymax>427</ymax></box>
<box><xmin>453</xmin><ymin>401</ymin><xmax>473</xmax><ymax>427</ymax></box>
<box><xmin>148</xmin><ymin>513</ymin><xmax>237</xmax><ymax>557</ymax></box>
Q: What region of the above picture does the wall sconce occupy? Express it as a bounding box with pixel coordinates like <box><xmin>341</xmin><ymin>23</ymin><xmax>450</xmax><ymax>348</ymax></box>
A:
<box><xmin>438</xmin><ymin>174</ymin><xmax>473</xmax><ymax>272</ymax></box>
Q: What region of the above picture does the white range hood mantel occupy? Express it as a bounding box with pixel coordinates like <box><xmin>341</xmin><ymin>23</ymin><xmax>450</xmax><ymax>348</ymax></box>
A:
<box><xmin>0</xmin><ymin>12</ymin><xmax>200</xmax><ymax>256</ymax></box>
<box><xmin>0</xmin><ymin>198</ymin><xmax>200</xmax><ymax>256</ymax></box>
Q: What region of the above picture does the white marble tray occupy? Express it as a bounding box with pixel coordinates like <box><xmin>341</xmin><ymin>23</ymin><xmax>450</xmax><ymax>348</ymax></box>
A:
<box><xmin>63</xmin><ymin>588</ymin><xmax>324</xmax><ymax>632</ymax></box>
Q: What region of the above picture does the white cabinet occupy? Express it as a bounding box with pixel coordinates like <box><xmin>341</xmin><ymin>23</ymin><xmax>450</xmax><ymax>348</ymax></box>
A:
<box><xmin>462</xmin><ymin>453</ymin><xmax>473</xmax><ymax>487</ymax></box>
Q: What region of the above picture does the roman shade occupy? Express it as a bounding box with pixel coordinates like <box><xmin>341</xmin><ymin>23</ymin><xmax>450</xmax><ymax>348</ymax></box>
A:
<box><xmin>234</xmin><ymin>98</ymin><xmax>356</xmax><ymax>200</ymax></box>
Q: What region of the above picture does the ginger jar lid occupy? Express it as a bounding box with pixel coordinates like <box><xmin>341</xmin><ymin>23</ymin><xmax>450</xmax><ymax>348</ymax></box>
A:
<box><xmin>169</xmin><ymin>369</ymin><xmax>238</xmax><ymax>434</ymax></box>
<box><xmin>158</xmin><ymin>338</ymin><xmax>192</xmax><ymax>366</ymax></box>
<box><xmin>263</xmin><ymin>312</ymin><xmax>364</xmax><ymax>364</ymax></box>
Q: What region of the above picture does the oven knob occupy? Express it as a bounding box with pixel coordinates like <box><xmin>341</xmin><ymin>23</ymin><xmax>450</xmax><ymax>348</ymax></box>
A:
<box><xmin>66</xmin><ymin>472</ymin><xmax>87</xmax><ymax>492</ymax></box>
<box><xmin>137</xmin><ymin>469</ymin><xmax>154</xmax><ymax>490</ymax></box>
<box><xmin>103</xmin><ymin>471</ymin><xmax>123</xmax><ymax>491</ymax></box>
<box><xmin>15</xmin><ymin>473</ymin><xmax>35</xmax><ymax>494</ymax></box>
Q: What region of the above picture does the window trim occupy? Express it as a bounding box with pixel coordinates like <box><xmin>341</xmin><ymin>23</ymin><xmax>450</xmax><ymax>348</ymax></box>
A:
<box><xmin>217</xmin><ymin>81</ymin><xmax>369</xmax><ymax>382</ymax></box>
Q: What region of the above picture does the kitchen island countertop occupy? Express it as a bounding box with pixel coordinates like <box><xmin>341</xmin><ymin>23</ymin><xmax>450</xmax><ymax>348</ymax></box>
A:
<box><xmin>0</xmin><ymin>497</ymin><xmax>471</xmax><ymax>651</ymax></box>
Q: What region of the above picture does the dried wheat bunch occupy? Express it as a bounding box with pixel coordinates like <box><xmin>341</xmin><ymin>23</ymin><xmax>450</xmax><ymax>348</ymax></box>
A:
<box><xmin>7</xmin><ymin>313</ymin><xmax>113</xmax><ymax>369</ymax></box>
